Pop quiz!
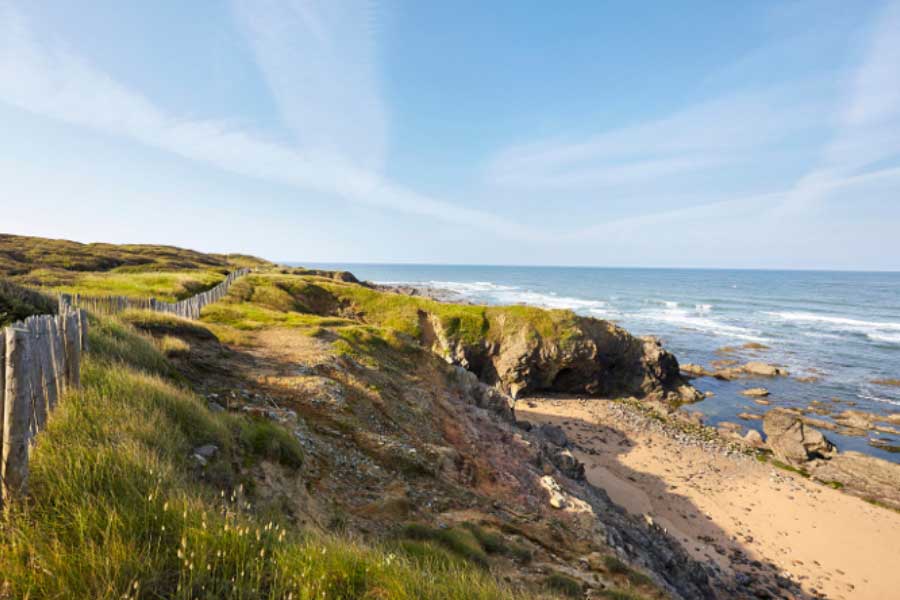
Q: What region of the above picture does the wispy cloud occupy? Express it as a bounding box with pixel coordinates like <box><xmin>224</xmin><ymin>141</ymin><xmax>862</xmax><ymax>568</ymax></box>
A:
<box><xmin>0</xmin><ymin>0</ymin><xmax>540</xmax><ymax>240</ymax></box>
<box><xmin>484</xmin><ymin>83</ymin><xmax>830</xmax><ymax>190</ymax></box>
<box><xmin>782</xmin><ymin>0</ymin><xmax>900</xmax><ymax>212</ymax></box>
<box><xmin>232</xmin><ymin>0</ymin><xmax>388</xmax><ymax>171</ymax></box>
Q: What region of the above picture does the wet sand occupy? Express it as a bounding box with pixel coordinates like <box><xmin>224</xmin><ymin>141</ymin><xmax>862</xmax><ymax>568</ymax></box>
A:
<box><xmin>517</xmin><ymin>397</ymin><xmax>900</xmax><ymax>600</ymax></box>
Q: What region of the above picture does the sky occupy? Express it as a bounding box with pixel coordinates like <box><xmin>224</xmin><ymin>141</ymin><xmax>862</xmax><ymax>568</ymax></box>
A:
<box><xmin>1</xmin><ymin>0</ymin><xmax>899</xmax><ymax>270</ymax></box>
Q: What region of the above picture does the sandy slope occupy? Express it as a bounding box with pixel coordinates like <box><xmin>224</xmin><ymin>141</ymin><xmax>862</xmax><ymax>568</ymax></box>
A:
<box><xmin>517</xmin><ymin>397</ymin><xmax>900</xmax><ymax>600</ymax></box>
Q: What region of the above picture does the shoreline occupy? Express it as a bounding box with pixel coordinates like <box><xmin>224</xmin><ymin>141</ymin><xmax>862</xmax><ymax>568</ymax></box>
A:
<box><xmin>516</xmin><ymin>396</ymin><xmax>900</xmax><ymax>600</ymax></box>
<box><xmin>376</xmin><ymin>279</ymin><xmax>900</xmax><ymax>464</ymax></box>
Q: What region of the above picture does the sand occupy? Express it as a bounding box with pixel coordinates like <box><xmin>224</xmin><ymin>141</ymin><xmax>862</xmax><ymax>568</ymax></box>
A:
<box><xmin>516</xmin><ymin>397</ymin><xmax>900</xmax><ymax>600</ymax></box>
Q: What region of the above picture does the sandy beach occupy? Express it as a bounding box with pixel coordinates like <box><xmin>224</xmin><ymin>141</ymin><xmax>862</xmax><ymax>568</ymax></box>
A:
<box><xmin>517</xmin><ymin>397</ymin><xmax>900</xmax><ymax>600</ymax></box>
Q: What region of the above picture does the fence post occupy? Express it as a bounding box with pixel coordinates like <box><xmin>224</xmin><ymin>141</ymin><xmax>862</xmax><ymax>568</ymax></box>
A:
<box><xmin>62</xmin><ymin>311</ymin><xmax>81</xmax><ymax>389</ymax></box>
<box><xmin>2</xmin><ymin>326</ymin><xmax>35</xmax><ymax>502</ymax></box>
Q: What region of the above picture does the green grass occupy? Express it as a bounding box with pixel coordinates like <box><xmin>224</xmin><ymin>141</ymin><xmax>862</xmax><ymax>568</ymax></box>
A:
<box><xmin>120</xmin><ymin>309</ymin><xmax>217</xmax><ymax>339</ymax></box>
<box><xmin>755</xmin><ymin>452</ymin><xmax>811</xmax><ymax>478</ymax></box>
<box><xmin>0</xmin><ymin>312</ymin><xmax>531</xmax><ymax>599</ymax></box>
<box><xmin>544</xmin><ymin>573</ymin><xmax>582</xmax><ymax>598</ymax></box>
<box><xmin>51</xmin><ymin>270</ymin><xmax>227</xmax><ymax>302</ymax></box>
<box><xmin>602</xmin><ymin>556</ymin><xmax>654</xmax><ymax>587</ymax></box>
<box><xmin>201</xmin><ymin>300</ymin><xmax>355</xmax><ymax>333</ymax></box>
<box><xmin>0</xmin><ymin>279</ymin><xmax>57</xmax><ymax>326</ymax></box>
<box><xmin>0</xmin><ymin>232</ymin><xmax>268</xmax><ymax>279</ymax></box>
<box><xmin>238</xmin><ymin>420</ymin><xmax>304</xmax><ymax>469</ymax></box>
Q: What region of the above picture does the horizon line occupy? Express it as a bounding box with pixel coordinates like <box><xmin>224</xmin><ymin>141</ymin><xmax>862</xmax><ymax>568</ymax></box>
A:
<box><xmin>283</xmin><ymin>260</ymin><xmax>900</xmax><ymax>275</ymax></box>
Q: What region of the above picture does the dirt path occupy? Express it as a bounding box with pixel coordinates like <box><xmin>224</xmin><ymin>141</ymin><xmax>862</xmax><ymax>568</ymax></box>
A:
<box><xmin>517</xmin><ymin>397</ymin><xmax>900</xmax><ymax>600</ymax></box>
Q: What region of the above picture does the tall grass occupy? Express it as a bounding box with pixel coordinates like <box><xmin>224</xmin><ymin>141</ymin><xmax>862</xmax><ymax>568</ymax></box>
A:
<box><xmin>0</xmin><ymin>314</ymin><xmax>529</xmax><ymax>599</ymax></box>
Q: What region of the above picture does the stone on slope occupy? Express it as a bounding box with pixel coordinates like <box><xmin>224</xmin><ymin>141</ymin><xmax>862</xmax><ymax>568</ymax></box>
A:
<box><xmin>763</xmin><ymin>408</ymin><xmax>835</xmax><ymax>465</ymax></box>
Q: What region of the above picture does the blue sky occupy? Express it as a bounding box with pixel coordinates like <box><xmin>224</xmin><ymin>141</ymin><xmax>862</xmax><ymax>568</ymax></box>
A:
<box><xmin>1</xmin><ymin>0</ymin><xmax>899</xmax><ymax>269</ymax></box>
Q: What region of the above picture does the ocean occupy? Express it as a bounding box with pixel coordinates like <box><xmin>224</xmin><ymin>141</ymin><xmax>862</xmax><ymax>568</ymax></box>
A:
<box><xmin>303</xmin><ymin>264</ymin><xmax>900</xmax><ymax>463</ymax></box>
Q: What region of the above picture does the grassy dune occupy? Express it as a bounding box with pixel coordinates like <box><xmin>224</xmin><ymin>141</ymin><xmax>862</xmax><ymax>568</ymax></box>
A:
<box><xmin>0</xmin><ymin>313</ymin><xmax>527</xmax><ymax>599</ymax></box>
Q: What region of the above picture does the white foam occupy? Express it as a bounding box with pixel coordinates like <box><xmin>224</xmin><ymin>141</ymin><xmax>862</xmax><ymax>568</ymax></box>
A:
<box><xmin>857</xmin><ymin>392</ymin><xmax>900</xmax><ymax>407</ymax></box>
<box><xmin>766</xmin><ymin>311</ymin><xmax>900</xmax><ymax>344</ymax></box>
<box><xmin>695</xmin><ymin>303</ymin><xmax>713</xmax><ymax>314</ymax></box>
<box><xmin>634</xmin><ymin>304</ymin><xmax>767</xmax><ymax>342</ymax></box>
<box><xmin>766</xmin><ymin>311</ymin><xmax>900</xmax><ymax>331</ymax></box>
<box><xmin>386</xmin><ymin>279</ymin><xmax>611</xmax><ymax>313</ymax></box>
<box><xmin>869</xmin><ymin>332</ymin><xmax>900</xmax><ymax>344</ymax></box>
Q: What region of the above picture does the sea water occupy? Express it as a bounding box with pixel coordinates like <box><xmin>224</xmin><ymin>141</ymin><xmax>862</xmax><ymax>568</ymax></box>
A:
<box><xmin>302</xmin><ymin>264</ymin><xmax>900</xmax><ymax>463</ymax></box>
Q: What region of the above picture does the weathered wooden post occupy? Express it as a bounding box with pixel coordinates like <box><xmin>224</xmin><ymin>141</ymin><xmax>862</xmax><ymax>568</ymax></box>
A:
<box><xmin>2</xmin><ymin>326</ymin><xmax>35</xmax><ymax>501</ymax></box>
<box><xmin>62</xmin><ymin>310</ymin><xmax>81</xmax><ymax>389</ymax></box>
<box><xmin>48</xmin><ymin>315</ymin><xmax>65</xmax><ymax>408</ymax></box>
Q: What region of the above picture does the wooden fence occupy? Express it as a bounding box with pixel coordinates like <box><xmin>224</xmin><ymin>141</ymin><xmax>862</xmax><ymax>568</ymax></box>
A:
<box><xmin>60</xmin><ymin>268</ymin><xmax>250</xmax><ymax>320</ymax></box>
<box><xmin>1</xmin><ymin>305</ymin><xmax>87</xmax><ymax>506</ymax></box>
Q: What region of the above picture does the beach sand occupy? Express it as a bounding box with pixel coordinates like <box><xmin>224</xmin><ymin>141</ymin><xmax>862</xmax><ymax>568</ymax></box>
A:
<box><xmin>516</xmin><ymin>397</ymin><xmax>900</xmax><ymax>600</ymax></box>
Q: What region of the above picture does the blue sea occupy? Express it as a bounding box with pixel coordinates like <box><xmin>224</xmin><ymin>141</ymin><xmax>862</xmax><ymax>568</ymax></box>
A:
<box><xmin>304</xmin><ymin>264</ymin><xmax>900</xmax><ymax>462</ymax></box>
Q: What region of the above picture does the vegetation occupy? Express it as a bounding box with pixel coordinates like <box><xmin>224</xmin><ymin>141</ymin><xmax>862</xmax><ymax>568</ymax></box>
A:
<box><xmin>544</xmin><ymin>573</ymin><xmax>582</xmax><ymax>598</ymax></box>
<box><xmin>0</xmin><ymin>279</ymin><xmax>56</xmax><ymax>326</ymax></box>
<box><xmin>0</xmin><ymin>313</ymin><xmax>529</xmax><ymax>599</ymax></box>
<box><xmin>0</xmin><ymin>232</ymin><xmax>268</xmax><ymax>278</ymax></box>
<box><xmin>50</xmin><ymin>270</ymin><xmax>228</xmax><ymax>302</ymax></box>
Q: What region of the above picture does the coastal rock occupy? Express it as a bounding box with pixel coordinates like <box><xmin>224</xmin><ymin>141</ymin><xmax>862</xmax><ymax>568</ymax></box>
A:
<box><xmin>743</xmin><ymin>429</ymin><xmax>765</xmax><ymax>448</ymax></box>
<box><xmin>542</xmin><ymin>443</ymin><xmax>586</xmax><ymax>481</ymax></box>
<box><xmin>741</xmin><ymin>387</ymin><xmax>770</xmax><ymax>397</ymax></box>
<box><xmin>427</xmin><ymin>309</ymin><xmax>703</xmax><ymax>406</ymax></box>
<box><xmin>808</xmin><ymin>452</ymin><xmax>900</xmax><ymax>510</ymax></box>
<box><xmin>763</xmin><ymin>408</ymin><xmax>836</xmax><ymax>465</ymax></box>
<box><xmin>743</xmin><ymin>362</ymin><xmax>789</xmax><ymax>377</ymax></box>
<box><xmin>539</xmin><ymin>423</ymin><xmax>569</xmax><ymax>448</ymax></box>
<box><xmin>681</xmin><ymin>363</ymin><xmax>711</xmax><ymax>378</ymax></box>
<box><xmin>540</xmin><ymin>475</ymin><xmax>567</xmax><ymax>509</ymax></box>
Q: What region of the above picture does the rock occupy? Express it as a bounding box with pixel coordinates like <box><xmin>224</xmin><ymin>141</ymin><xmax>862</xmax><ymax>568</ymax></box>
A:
<box><xmin>743</xmin><ymin>429</ymin><xmax>765</xmax><ymax>448</ymax></box>
<box><xmin>741</xmin><ymin>387</ymin><xmax>770</xmax><ymax>397</ymax></box>
<box><xmin>681</xmin><ymin>364</ymin><xmax>711</xmax><ymax>378</ymax></box>
<box><xmin>808</xmin><ymin>451</ymin><xmax>900</xmax><ymax>510</ymax></box>
<box><xmin>194</xmin><ymin>444</ymin><xmax>219</xmax><ymax>459</ymax></box>
<box><xmin>431</xmin><ymin>311</ymin><xmax>700</xmax><ymax>404</ymax></box>
<box><xmin>743</xmin><ymin>362</ymin><xmax>789</xmax><ymax>377</ymax></box>
<box><xmin>868</xmin><ymin>438</ymin><xmax>900</xmax><ymax>453</ymax></box>
<box><xmin>833</xmin><ymin>410</ymin><xmax>874</xmax><ymax>431</ymax></box>
<box><xmin>542</xmin><ymin>443</ymin><xmax>585</xmax><ymax>481</ymax></box>
<box><xmin>763</xmin><ymin>409</ymin><xmax>836</xmax><ymax>466</ymax></box>
<box><xmin>515</xmin><ymin>419</ymin><xmax>533</xmax><ymax>432</ymax></box>
<box><xmin>754</xmin><ymin>398</ymin><xmax>771</xmax><ymax>406</ymax></box>
<box><xmin>738</xmin><ymin>412</ymin><xmax>762</xmax><ymax>421</ymax></box>
<box><xmin>539</xmin><ymin>475</ymin><xmax>567</xmax><ymax>509</ymax></box>
<box><xmin>207</xmin><ymin>401</ymin><xmax>225</xmax><ymax>412</ymax></box>
<box><xmin>539</xmin><ymin>423</ymin><xmax>569</xmax><ymax>448</ymax></box>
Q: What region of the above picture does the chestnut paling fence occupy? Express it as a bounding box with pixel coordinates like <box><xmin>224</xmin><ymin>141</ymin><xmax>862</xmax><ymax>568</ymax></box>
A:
<box><xmin>1</xmin><ymin>268</ymin><xmax>249</xmax><ymax>505</ymax></box>
<box><xmin>60</xmin><ymin>267</ymin><xmax>250</xmax><ymax>319</ymax></box>
<box><xmin>0</xmin><ymin>304</ymin><xmax>88</xmax><ymax>506</ymax></box>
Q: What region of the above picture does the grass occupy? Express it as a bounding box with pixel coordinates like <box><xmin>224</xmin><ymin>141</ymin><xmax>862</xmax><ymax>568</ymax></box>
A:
<box><xmin>0</xmin><ymin>232</ymin><xmax>268</xmax><ymax>279</ymax></box>
<box><xmin>227</xmin><ymin>274</ymin><xmax>586</xmax><ymax>354</ymax></box>
<box><xmin>755</xmin><ymin>452</ymin><xmax>811</xmax><ymax>478</ymax></box>
<box><xmin>602</xmin><ymin>556</ymin><xmax>653</xmax><ymax>587</ymax></box>
<box><xmin>0</xmin><ymin>313</ymin><xmax>532</xmax><ymax>599</ymax></box>
<box><xmin>120</xmin><ymin>309</ymin><xmax>218</xmax><ymax>339</ymax></box>
<box><xmin>0</xmin><ymin>279</ymin><xmax>57</xmax><ymax>326</ymax></box>
<box><xmin>159</xmin><ymin>335</ymin><xmax>191</xmax><ymax>357</ymax></box>
<box><xmin>544</xmin><ymin>573</ymin><xmax>582</xmax><ymax>598</ymax></box>
<box><xmin>51</xmin><ymin>270</ymin><xmax>228</xmax><ymax>302</ymax></box>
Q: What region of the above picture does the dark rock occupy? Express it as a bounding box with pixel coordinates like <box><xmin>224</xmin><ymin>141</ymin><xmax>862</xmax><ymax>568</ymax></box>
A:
<box><xmin>515</xmin><ymin>419</ymin><xmax>533</xmax><ymax>432</ymax></box>
<box><xmin>540</xmin><ymin>423</ymin><xmax>568</xmax><ymax>447</ymax></box>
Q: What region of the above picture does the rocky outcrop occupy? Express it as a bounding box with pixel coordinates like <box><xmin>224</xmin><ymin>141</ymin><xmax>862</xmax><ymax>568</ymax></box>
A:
<box><xmin>762</xmin><ymin>408</ymin><xmax>836</xmax><ymax>466</ymax></box>
<box><xmin>808</xmin><ymin>452</ymin><xmax>900</xmax><ymax>510</ymax></box>
<box><xmin>433</xmin><ymin>314</ymin><xmax>701</xmax><ymax>405</ymax></box>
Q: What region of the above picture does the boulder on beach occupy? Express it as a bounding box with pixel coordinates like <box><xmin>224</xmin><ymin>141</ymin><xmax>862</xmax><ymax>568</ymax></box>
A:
<box><xmin>763</xmin><ymin>408</ymin><xmax>836</xmax><ymax>466</ymax></box>
<box><xmin>741</xmin><ymin>387</ymin><xmax>770</xmax><ymax>397</ymax></box>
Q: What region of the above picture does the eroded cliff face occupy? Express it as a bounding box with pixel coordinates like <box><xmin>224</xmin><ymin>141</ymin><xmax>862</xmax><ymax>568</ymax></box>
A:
<box><xmin>422</xmin><ymin>308</ymin><xmax>701</xmax><ymax>405</ymax></box>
